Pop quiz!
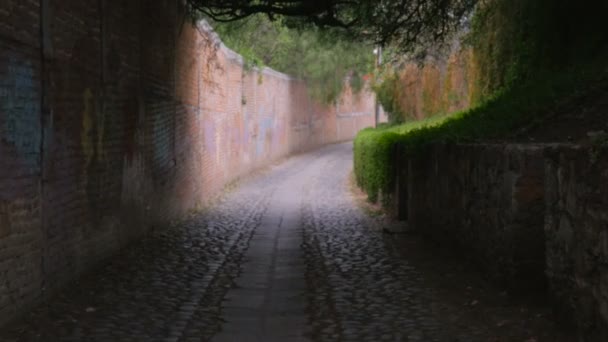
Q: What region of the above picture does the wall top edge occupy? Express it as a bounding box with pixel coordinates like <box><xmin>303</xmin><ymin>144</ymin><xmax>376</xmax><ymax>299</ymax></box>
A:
<box><xmin>406</xmin><ymin>142</ymin><xmax>587</xmax><ymax>149</ymax></box>
<box><xmin>196</xmin><ymin>19</ymin><xmax>296</xmax><ymax>81</ymax></box>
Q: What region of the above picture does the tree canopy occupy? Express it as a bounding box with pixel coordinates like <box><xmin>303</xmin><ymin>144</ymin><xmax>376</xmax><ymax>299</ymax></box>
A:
<box><xmin>187</xmin><ymin>0</ymin><xmax>478</xmax><ymax>52</ymax></box>
<box><xmin>213</xmin><ymin>14</ymin><xmax>374</xmax><ymax>103</ymax></box>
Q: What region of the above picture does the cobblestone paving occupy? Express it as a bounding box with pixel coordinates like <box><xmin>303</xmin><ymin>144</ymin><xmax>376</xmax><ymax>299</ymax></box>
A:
<box><xmin>301</xmin><ymin>145</ymin><xmax>443</xmax><ymax>342</ymax></box>
<box><xmin>0</xmin><ymin>143</ymin><xmax>570</xmax><ymax>341</ymax></box>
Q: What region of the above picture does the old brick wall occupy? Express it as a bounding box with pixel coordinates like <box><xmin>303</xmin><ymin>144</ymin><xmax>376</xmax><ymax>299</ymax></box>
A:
<box><xmin>194</xmin><ymin>25</ymin><xmax>376</xmax><ymax>194</ymax></box>
<box><xmin>0</xmin><ymin>0</ymin><xmax>44</xmax><ymax>323</ymax></box>
<box><xmin>388</xmin><ymin>45</ymin><xmax>473</xmax><ymax>121</ymax></box>
<box><xmin>0</xmin><ymin>0</ymin><xmax>375</xmax><ymax>325</ymax></box>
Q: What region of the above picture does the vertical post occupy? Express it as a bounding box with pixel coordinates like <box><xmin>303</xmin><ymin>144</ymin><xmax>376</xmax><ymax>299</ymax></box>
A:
<box><xmin>374</xmin><ymin>45</ymin><xmax>382</xmax><ymax>127</ymax></box>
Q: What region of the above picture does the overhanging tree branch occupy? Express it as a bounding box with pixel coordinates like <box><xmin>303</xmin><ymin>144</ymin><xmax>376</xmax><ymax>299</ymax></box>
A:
<box><xmin>186</xmin><ymin>0</ymin><xmax>478</xmax><ymax>52</ymax></box>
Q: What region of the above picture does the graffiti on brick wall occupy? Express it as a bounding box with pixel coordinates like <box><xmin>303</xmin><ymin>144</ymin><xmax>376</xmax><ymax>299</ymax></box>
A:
<box><xmin>0</xmin><ymin>55</ymin><xmax>41</xmax><ymax>169</ymax></box>
<box><xmin>256</xmin><ymin>117</ymin><xmax>274</xmax><ymax>157</ymax></box>
<box><xmin>81</xmin><ymin>88</ymin><xmax>104</xmax><ymax>170</ymax></box>
<box><xmin>204</xmin><ymin>120</ymin><xmax>216</xmax><ymax>158</ymax></box>
<box><xmin>80</xmin><ymin>87</ymin><xmax>110</xmax><ymax>220</ymax></box>
<box><xmin>0</xmin><ymin>9</ymin><xmax>382</xmax><ymax>329</ymax></box>
<box><xmin>0</xmin><ymin>201</ymin><xmax>10</xmax><ymax>238</ymax></box>
<box><xmin>274</xmin><ymin>118</ymin><xmax>285</xmax><ymax>150</ymax></box>
<box><xmin>142</xmin><ymin>97</ymin><xmax>176</xmax><ymax>182</ymax></box>
<box><xmin>123</xmin><ymin>95</ymin><xmax>140</xmax><ymax>163</ymax></box>
<box><xmin>152</xmin><ymin>109</ymin><xmax>173</xmax><ymax>171</ymax></box>
<box><xmin>243</xmin><ymin>111</ymin><xmax>251</xmax><ymax>148</ymax></box>
<box><xmin>230</xmin><ymin>113</ymin><xmax>243</xmax><ymax>156</ymax></box>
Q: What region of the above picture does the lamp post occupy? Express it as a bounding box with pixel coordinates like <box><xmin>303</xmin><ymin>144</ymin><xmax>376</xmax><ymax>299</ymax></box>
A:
<box><xmin>373</xmin><ymin>45</ymin><xmax>382</xmax><ymax>127</ymax></box>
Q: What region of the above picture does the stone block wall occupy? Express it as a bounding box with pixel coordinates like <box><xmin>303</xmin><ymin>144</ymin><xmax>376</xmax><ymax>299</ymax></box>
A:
<box><xmin>0</xmin><ymin>0</ymin><xmax>376</xmax><ymax>325</ymax></box>
<box><xmin>391</xmin><ymin>142</ymin><xmax>608</xmax><ymax>338</ymax></box>
<box><xmin>394</xmin><ymin>143</ymin><xmax>547</xmax><ymax>291</ymax></box>
<box><xmin>545</xmin><ymin>145</ymin><xmax>608</xmax><ymax>340</ymax></box>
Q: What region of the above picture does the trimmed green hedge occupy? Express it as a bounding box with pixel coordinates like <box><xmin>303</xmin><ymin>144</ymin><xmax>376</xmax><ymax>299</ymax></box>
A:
<box><xmin>355</xmin><ymin>0</ymin><xmax>608</xmax><ymax>204</ymax></box>
<box><xmin>353</xmin><ymin>115</ymin><xmax>449</xmax><ymax>204</ymax></box>
<box><xmin>354</xmin><ymin>65</ymin><xmax>608</xmax><ymax>204</ymax></box>
<box><xmin>353</xmin><ymin>129</ymin><xmax>401</xmax><ymax>203</ymax></box>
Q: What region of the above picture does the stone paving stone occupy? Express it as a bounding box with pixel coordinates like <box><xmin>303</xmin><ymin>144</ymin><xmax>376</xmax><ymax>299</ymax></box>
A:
<box><xmin>223</xmin><ymin>290</ymin><xmax>266</xmax><ymax>309</ymax></box>
<box><xmin>212</xmin><ymin>165</ymin><xmax>310</xmax><ymax>341</ymax></box>
<box><xmin>0</xmin><ymin>143</ymin><xmax>571</xmax><ymax>341</ymax></box>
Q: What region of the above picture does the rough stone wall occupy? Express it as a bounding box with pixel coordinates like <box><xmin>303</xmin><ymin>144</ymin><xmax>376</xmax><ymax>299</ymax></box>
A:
<box><xmin>0</xmin><ymin>0</ymin><xmax>375</xmax><ymax>325</ymax></box>
<box><xmin>544</xmin><ymin>146</ymin><xmax>608</xmax><ymax>340</ymax></box>
<box><xmin>394</xmin><ymin>143</ymin><xmax>547</xmax><ymax>291</ymax></box>
<box><xmin>391</xmin><ymin>142</ymin><xmax>608</xmax><ymax>338</ymax></box>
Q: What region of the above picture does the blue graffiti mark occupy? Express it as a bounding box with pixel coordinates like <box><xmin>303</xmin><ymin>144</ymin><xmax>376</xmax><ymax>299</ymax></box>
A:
<box><xmin>243</xmin><ymin>109</ymin><xmax>250</xmax><ymax>147</ymax></box>
<box><xmin>256</xmin><ymin>117</ymin><xmax>273</xmax><ymax>157</ymax></box>
<box><xmin>272</xmin><ymin>118</ymin><xmax>283</xmax><ymax>149</ymax></box>
<box><xmin>231</xmin><ymin>125</ymin><xmax>240</xmax><ymax>150</ymax></box>
<box><xmin>0</xmin><ymin>56</ymin><xmax>41</xmax><ymax>170</ymax></box>
<box><xmin>204</xmin><ymin>121</ymin><xmax>216</xmax><ymax>156</ymax></box>
<box><xmin>151</xmin><ymin>110</ymin><xmax>173</xmax><ymax>171</ymax></box>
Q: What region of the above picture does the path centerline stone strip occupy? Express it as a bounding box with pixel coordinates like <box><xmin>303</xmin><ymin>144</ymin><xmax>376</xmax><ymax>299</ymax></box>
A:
<box><xmin>161</xmin><ymin>194</ymin><xmax>268</xmax><ymax>342</ymax></box>
<box><xmin>213</xmin><ymin>165</ymin><xmax>310</xmax><ymax>341</ymax></box>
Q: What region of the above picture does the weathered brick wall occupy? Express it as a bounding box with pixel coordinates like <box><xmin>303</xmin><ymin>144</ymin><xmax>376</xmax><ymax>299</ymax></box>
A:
<box><xmin>194</xmin><ymin>24</ymin><xmax>376</xmax><ymax>193</ymax></box>
<box><xmin>382</xmin><ymin>43</ymin><xmax>473</xmax><ymax>121</ymax></box>
<box><xmin>0</xmin><ymin>0</ymin><xmax>44</xmax><ymax>323</ymax></box>
<box><xmin>0</xmin><ymin>0</ymin><xmax>375</xmax><ymax>325</ymax></box>
<box><xmin>394</xmin><ymin>47</ymin><xmax>473</xmax><ymax>120</ymax></box>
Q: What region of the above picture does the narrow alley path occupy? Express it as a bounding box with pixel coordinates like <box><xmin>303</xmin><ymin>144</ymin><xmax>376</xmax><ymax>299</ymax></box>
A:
<box><xmin>0</xmin><ymin>143</ymin><xmax>569</xmax><ymax>341</ymax></box>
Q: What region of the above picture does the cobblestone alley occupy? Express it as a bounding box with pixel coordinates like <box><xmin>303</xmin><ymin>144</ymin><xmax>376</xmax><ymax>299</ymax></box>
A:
<box><xmin>0</xmin><ymin>143</ymin><xmax>571</xmax><ymax>342</ymax></box>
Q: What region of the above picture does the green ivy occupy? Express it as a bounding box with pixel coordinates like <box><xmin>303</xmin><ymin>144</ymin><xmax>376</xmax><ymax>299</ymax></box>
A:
<box><xmin>372</xmin><ymin>71</ymin><xmax>406</xmax><ymax>124</ymax></box>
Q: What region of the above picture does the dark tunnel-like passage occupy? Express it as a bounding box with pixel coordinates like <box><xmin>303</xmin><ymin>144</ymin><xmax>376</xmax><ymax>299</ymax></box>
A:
<box><xmin>0</xmin><ymin>143</ymin><xmax>571</xmax><ymax>341</ymax></box>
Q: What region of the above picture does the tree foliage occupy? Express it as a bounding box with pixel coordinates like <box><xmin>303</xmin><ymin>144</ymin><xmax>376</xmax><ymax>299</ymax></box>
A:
<box><xmin>465</xmin><ymin>0</ymin><xmax>608</xmax><ymax>101</ymax></box>
<box><xmin>213</xmin><ymin>15</ymin><xmax>374</xmax><ymax>103</ymax></box>
<box><xmin>187</xmin><ymin>0</ymin><xmax>478</xmax><ymax>53</ymax></box>
<box><xmin>372</xmin><ymin>70</ymin><xmax>405</xmax><ymax>124</ymax></box>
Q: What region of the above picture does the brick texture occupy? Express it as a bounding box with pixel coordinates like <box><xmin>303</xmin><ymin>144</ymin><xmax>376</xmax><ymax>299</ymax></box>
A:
<box><xmin>0</xmin><ymin>0</ymin><xmax>377</xmax><ymax>325</ymax></box>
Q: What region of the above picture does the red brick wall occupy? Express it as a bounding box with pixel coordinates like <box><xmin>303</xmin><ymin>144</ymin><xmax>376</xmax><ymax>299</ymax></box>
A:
<box><xmin>0</xmin><ymin>0</ymin><xmax>375</xmax><ymax>325</ymax></box>
<box><xmin>390</xmin><ymin>46</ymin><xmax>473</xmax><ymax>120</ymax></box>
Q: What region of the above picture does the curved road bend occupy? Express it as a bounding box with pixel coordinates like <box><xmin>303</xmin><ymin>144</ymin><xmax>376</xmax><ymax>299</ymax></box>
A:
<box><xmin>0</xmin><ymin>142</ymin><xmax>570</xmax><ymax>341</ymax></box>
